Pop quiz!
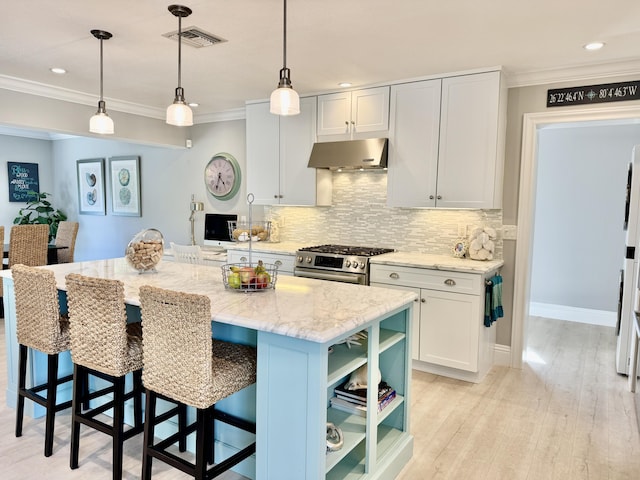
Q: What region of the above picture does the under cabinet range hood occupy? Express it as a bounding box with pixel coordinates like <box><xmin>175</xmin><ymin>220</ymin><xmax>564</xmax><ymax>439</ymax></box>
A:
<box><xmin>307</xmin><ymin>138</ymin><xmax>388</xmax><ymax>170</ymax></box>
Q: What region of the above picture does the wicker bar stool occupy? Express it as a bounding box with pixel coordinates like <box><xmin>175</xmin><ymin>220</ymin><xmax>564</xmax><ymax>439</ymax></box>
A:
<box><xmin>55</xmin><ymin>221</ymin><xmax>79</xmax><ymax>264</ymax></box>
<box><xmin>9</xmin><ymin>224</ymin><xmax>49</xmax><ymax>267</ymax></box>
<box><xmin>65</xmin><ymin>273</ymin><xmax>144</xmax><ymax>480</ymax></box>
<box><xmin>139</xmin><ymin>285</ymin><xmax>257</xmax><ymax>480</ymax></box>
<box><xmin>12</xmin><ymin>264</ymin><xmax>73</xmax><ymax>457</ymax></box>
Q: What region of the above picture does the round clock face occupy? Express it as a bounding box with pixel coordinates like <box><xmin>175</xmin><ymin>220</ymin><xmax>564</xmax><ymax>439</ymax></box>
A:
<box><xmin>204</xmin><ymin>153</ymin><xmax>241</xmax><ymax>200</ymax></box>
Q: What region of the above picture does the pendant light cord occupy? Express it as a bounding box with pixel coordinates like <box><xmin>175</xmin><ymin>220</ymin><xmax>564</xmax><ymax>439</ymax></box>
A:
<box><xmin>99</xmin><ymin>37</ymin><xmax>104</xmax><ymax>101</ymax></box>
<box><xmin>282</xmin><ymin>0</ymin><xmax>287</xmax><ymax>69</ymax></box>
<box><xmin>177</xmin><ymin>14</ymin><xmax>183</xmax><ymax>89</ymax></box>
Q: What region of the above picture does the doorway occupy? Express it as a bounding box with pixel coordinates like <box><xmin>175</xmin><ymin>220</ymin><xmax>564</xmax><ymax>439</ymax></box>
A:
<box><xmin>512</xmin><ymin>104</ymin><xmax>640</xmax><ymax>368</ymax></box>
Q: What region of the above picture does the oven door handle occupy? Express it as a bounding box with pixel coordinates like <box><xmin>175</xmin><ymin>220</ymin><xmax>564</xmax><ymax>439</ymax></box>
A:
<box><xmin>294</xmin><ymin>269</ymin><xmax>365</xmax><ymax>285</ymax></box>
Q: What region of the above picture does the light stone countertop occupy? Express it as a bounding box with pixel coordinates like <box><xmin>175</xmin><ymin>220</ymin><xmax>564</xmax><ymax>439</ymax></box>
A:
<box><xmin>370</xmin><ymin>252</ymin><xmax>504</xmax><ymax>275</ymax></box>
<box><xmin>224</xmin><ymin>241</ymin><xmax>304</xmax><ymax>255</ymax></box>
<box><xmin>1</xmin><ymin>257</ymin><xmax>415</xmax><ymax>344</ymax></box>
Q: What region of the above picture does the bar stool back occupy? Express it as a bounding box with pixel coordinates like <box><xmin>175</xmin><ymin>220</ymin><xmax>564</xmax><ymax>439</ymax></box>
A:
<box><xmin>9</xmin><ymin>224</ymin><xmax>49</xmax><ymax>267</ymax></box>
<box><xmin>12</xmin><ymin>264</ymin><xmax>72</xmax><ymax>457</ymax></box>
<box><xmin>65</xmin><ymin>273</ymin><xmax>144</xmax><ymax>480</ymax></box>
<box><xmin>139</xmin><ymin>285</ymin><xmax>257</xmax><ymax>480</ymax></box>
<box><xmin>55</xmin><ymin>221</ymin><xmax>79</xmax><ymax>264</ymax></box>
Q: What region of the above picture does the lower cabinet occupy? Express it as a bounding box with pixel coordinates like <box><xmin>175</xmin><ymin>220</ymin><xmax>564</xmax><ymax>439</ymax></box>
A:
<box><xmin>226</xmin><ymin>249</ymin><xmax>295</xmax><ymax>275</ymax></box>
<box><xmin>371</xmin><ymin>264</ymin><xmax>495</xmax><ymax>383</ymax></box>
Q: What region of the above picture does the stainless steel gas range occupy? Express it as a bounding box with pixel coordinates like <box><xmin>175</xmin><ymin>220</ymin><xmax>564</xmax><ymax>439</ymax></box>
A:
<box><xmin>294</xmin><ymin>244</ymin><xmax>394</xmax><ymax>285</ymax></box>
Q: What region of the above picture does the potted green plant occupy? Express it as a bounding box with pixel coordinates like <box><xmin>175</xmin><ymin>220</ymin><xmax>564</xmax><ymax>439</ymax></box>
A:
<box><xmin>13</xmin><ymin>191</ymin><xmax>67</xmax><ymax>243</ymax></box>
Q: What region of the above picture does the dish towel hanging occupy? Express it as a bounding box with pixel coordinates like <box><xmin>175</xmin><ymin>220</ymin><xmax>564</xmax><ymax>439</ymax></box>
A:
<box><xmin>484</xmin><ymin>274</ymin><xmax>504</xmax><ymax>327</ymax></box>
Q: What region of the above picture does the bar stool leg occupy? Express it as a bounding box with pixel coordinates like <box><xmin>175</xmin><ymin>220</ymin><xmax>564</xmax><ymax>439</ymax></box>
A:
<box><xmin>141</xmin><ymin>389</ymin><xmax>157</xmax><ymax>480</ymax></box>
<box><xmin>195</xmin><ymin>408</ymin><xmax>208</xmax><ymax>480</ymax></box>
<box><xmin>178</xmin><ymin>402</ymin><xmax>187</xmax><ymax>452</ymax></box>
<box><xmin>70</xmin><ymin>364</ymin><xmax>83</xmax><ymax>470</ymax></box>
<box><xmin>112</xmin><ymin>376</ymin><xmax>125</xmax><ymax>480</ymax></box>
<box><xmin>44</xmin><ymin>353</ymin><xmax>59</xmax><ymax>457</ymax></box>
<box><xmin>133</xmin><ymin>370</ymin><xmax>143</xmax><ymax>428</ymax></box>
<box><xmin>15</xmin><ymin>344</ymin><xmax>28</xmax><ymax>438</ymax></box>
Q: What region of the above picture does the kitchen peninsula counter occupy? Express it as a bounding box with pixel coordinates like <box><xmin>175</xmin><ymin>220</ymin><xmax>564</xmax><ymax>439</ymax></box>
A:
<box><xmin>370</xmin><ymin>252</ymin><xmax>504</xmax><ymax>275</ymax></box>
<box><xmin>1</xmin><ymin>258</ymin><xmax>415</xmax><ymax>479</ymax></box>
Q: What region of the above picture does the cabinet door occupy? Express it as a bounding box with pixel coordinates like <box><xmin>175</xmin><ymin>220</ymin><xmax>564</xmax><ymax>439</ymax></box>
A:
<box><xmin>351</xmin><ymin>86</ymin><xmax>390</xmax><ymax>137</ymax></box>
<box><xmin>436</xmin><ymin>71</ymin><xmax>501</xmax><ymax>209</ymax></box>
<box><xmin>420</xmin><ymin>289</ymin><xmax>480</xmax><ymax>371</ymax></box>
<box><xmin>387</xmin><ymin>80</ymin><xmax>441</xmax><ymax>207</ymax></box>
<box><xmin>246</xmin><ymin>102</ymin><xmax>280</xmax><ymax>204</ymax></box>
<box><xmin>317</xmin><ymin>92</ymin><xmax>351</xmax><ymax>137</ymax></box>
<box><xmin>280</xmin><ymin>97</ymin><xmax>319</xmax><ymax>206</ymax></box>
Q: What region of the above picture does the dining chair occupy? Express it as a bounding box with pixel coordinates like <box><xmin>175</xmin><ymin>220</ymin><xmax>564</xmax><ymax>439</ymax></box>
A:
<box><xmin>139</xmin><ymin>285</ymin><xmax>256</xmax><ymax>479</ymax></box>
<box><xmin>9</xmin><ymin>224</ymin><xmax>49</xmax><ymax>267</ymax></box>
<box><xmin>170</xmin><ymin>242</ymin><xmax>204</xmax><ymax>264</ymax></box>
<box><xmin>54</xmin><ymin>221</ymin><xmax>79</xmax><ymax>264</ymax></box>
<box><xmin>12</xmin><ymin>264</ymin><xmax>73</xmax><ymax>457</ymax></box>
<box><xmin>65</xmin><ymin>273</ymin><xmax>144</xmax><ymax>480</ymax></box>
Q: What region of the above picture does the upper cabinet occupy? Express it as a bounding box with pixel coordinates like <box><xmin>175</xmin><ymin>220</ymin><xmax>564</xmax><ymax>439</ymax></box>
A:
<box><xmin>387</xmin><ymin>71</ymin><xmax>506</xmax><ymax>209</ymax></box>
<box><xmin>317</xmin><ymin>86</ymin><xmax>390</xmax><ymax>141</ymax></box>
<box><xmin>246</xmin><ymin>97</ymin><xmax>331</xmax><ymax>206</ymax></box>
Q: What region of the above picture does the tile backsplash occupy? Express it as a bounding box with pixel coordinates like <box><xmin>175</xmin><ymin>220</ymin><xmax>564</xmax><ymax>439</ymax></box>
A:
<box><xmin>265</xmin><ymin>171</ymin><xmax>503</xmax><ymax>258</ymax></box>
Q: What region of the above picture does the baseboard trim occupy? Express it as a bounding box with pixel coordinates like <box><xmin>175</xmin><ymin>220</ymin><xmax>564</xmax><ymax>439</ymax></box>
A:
<box><xmin>494</xmin><ymin>344</ymin><xmax>511</xmax><ymax>366</ymax></box>
<box><xmin>529</xmin><ymin>302</ymin><xmax>616</xmax><ymax>327</ymax></box>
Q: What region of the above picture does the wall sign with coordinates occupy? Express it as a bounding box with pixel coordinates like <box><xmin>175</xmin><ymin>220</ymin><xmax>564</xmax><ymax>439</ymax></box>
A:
<box><xmin>547</xmin><ymin>80</ymin><xmax>640</xmax><ymax>108</ymax></box>
<box><xmin>7</xmin><ymin>161</ymin><xmax>40</xmax><ymax>202</ymax></box>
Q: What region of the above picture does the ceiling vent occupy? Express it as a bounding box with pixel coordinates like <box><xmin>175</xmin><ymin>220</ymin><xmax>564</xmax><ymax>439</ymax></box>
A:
<box><xmin>163</xmin><ymin>26</ymin><xmax>227</xmax><ymax>48</ymax></box>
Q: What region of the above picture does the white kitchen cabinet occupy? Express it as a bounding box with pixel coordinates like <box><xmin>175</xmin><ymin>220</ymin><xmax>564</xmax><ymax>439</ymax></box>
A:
<box><xmin>226</xmin><ymin>249</ymin><xmax>295</xmax><ymax>276</ymax></box>
<box><xmin>387</xmin><ymin>70</ymin><xmax>506</xmax><ymax>209</ymax></box>
<box><xmin>246</xmin><ymin>97</ymin><xmax>331</xmax><ymax>206</ymax></box>
<box><xmin>371</xmin><ymin>264</ymin><xmax>495</xmax><ymax>383</ymax></box>
<box><xmin>317</xmin><ymin>87</ymin><xmax>390</xmax><ymax>140</ymax></box>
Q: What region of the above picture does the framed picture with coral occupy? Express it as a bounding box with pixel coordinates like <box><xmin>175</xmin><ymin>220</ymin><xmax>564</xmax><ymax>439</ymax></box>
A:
<box><xmin>76</xmin><ymin>158</ymin><xmax>106</xmax><ymax>215</ymax></box>
<box><xmin>109</xmin><ymin>155</ymin><xmax>141</xmax><ymax>216</ymax></box>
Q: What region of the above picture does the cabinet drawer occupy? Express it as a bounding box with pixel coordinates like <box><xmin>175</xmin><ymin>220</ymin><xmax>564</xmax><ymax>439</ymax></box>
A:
<box><xmin>370</xmin><ymin>264</ymin><xmax>481</xmax><ymax>295</ymax></box>
<box><xmin>226</xmin><ymin>250</ymin><xmax>295</xmax><ymax>274</ymax></box>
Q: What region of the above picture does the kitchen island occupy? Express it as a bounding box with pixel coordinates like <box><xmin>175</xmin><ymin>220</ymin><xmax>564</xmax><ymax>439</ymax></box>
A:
<box><xmin>1</xmin><ymin>258</ymin><xmax>415</xmax><ymax>480</ymax></box>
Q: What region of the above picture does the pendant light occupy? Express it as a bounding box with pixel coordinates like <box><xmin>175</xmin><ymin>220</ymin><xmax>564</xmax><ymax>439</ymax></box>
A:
<box><xmin>89</xmin><ymin>30</ymin><xmax>114</xmax><ymax>135</ymax></box>
<box><xmin>270</xmin><ymin>0</ymin><xmax>300</xmax><ymax>115</ymax></box>
<box><xmin>166</xmin><ymin>4</ymin><xmax>193</xmax><ymax>126</ymax></box>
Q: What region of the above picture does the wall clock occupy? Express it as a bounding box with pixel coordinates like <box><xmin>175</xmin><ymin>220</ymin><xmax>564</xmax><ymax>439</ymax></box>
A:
<box><xmin>204</xmin><ymin>152</ymin><xmax>241</xmax><ymax>200</ymax></box>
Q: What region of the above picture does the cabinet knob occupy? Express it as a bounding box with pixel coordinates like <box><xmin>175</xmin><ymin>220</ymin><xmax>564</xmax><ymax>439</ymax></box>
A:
<box><xmin>274</xmin><ymin>195</ymin><xmax>279</xmax><ymax>199</ymax></box>
<box><xmin>240</xmin><ymin>256</ymin><xmax>248</xmax><ymax>262</ymax></box>
<box><xmin>345</xmin><ymin>121</ymin><xmax>349</xmax><ymax>126</ymax></box>
<box><xmin>429</xmin><ymin>195</ymin><xmax>435</xmax><ymax>200</ymax></box>
<box><xmin>275</xmin><ymin>260</ymin><xmax>282</xmax><ymax>266</ymax></box>
<box><xmin>444</xmin><ymin>278</ymin><xmax>456</xmax><ymax>286</ymax></box>
<box><xmin>421</xmin><ymin>298</ymin><xmax>426</xmax><ymax>303</ymax></box>
<box><xmin>437</xmin><ymin>195</ymin><xmax>442</xmax><ymax>200</ymax></box>
<box><xmin>389</xmin><ymin>272</ymin><xmax>399</xmax><ymax>279</ymax></box>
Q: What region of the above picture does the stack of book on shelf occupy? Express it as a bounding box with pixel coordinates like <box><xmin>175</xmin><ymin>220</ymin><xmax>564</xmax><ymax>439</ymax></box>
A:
<box><xmin>330</xmin><ymin>381</ymin><xmax>396</xmax><ymax>417</ymax></box>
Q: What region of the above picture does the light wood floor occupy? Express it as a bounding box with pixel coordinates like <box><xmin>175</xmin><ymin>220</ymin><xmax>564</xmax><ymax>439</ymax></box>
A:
<box><xmin>1</xmin><ymin>317</ymin><xmax>638</xmax><ymax>479</ymax></box>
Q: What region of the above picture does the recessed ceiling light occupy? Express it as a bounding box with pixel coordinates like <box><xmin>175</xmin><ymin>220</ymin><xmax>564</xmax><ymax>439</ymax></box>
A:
<box><xmin>338</xmin><ymin>82</ymin><xmax>352</xmax><ymax>88</ymax></box>
<box><xmin>50</xmin><ymin>67</ymin><xmax>66</xmax><ymax>74</ymax></box>
<box><xmin>188</xmin><ymin>102</ymin><xmax>199</xmax><ymax>107</ymax></box>
<box><xmin>584</xmin><ymin>42</ymin><xmax>605</xmax><ymax>51</ymax></box>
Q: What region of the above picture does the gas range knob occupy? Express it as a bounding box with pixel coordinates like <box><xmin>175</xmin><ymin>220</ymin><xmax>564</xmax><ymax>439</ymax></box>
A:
<box><xmin>352</xmin><ymin>261</ymin><xmax>358</xmax><ymax>268</ymax></box>
<box><xmin>344</xmin><ymin>260</ymin><xmax>351</xmax><ymax>268</ymax></box>
<box><xmin>359</xmin><ymin>263</ymin><xmax>366</xmax><ymax>270</ymax></box>
<box><xmin>297</xmin><ymin>256</ymin><xmax>303</xmax><ymax>263</ymax></box>
<box><xmin>305</xmin><ymin>256</ymin><xmax>312</xmax><ymax>264</ymax></box>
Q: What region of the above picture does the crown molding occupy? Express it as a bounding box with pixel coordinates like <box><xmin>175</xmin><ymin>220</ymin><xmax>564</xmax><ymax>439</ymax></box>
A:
<box><xmin>194</xmin><ymin>107</ymin><xmax>246</xmax><ymax>124</ymax></box>
<box><xmin>507</xmin><ymin>58</ymin><xmax>640</xmax><ymax>88</ymax></box>
<box><xmin>0</xmin><ymin>74</ymin><xmax>164</xmax><ymax>119</ymax></box>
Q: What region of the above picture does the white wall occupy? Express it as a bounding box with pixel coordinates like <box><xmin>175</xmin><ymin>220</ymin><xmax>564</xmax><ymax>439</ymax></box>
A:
<box><xmin>531</xmin><ymin>123</ymin><xmax>640</xmax><ymax>312</ymax></box>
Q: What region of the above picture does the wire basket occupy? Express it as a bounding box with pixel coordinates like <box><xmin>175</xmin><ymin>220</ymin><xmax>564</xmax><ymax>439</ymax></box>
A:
<box><xmin>221</xmin><ymin>261</ymin><xmax>278</xmax><ymax>292</ymax></box>
<box><xmin>227</xmin><ymin>221</ymin><xmax>271</xmax><ymax>242</ymax></box>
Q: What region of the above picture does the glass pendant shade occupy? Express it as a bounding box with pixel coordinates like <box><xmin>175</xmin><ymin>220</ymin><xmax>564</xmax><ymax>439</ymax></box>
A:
<box><xmin>270</xmin><ymin>69</ymin><xmax>300</xmax><ymax>115</ymax></box>
<box><xmin>90</xmin><ymin>101</ymin><xmax>114</xmax><ymax>134</ymax></box>
<box><xmin>166</xmin><ymin>87</ymin><xmax>193</xmax><ymax>126</ymax></box>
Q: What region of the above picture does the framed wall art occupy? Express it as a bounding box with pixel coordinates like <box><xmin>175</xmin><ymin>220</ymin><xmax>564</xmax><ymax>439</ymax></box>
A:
<box><xmin>8</xmin><ymin>162</ymin><xmax>40</xmax><ymax>202</ymax></box>
<box><xmin>109</xmin><ymin>155</ymin><xmax>141</xmax><ymax>216</ymax></box>
<box><xmin>77</xmin><ymin>158</ymin><xmax>106</xmax><ymax>215</ymax></box>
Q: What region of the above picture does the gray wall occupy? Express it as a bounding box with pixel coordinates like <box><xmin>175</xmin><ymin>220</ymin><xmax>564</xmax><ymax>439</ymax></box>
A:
<box><xmin>531</xmin><ymin>124</ymin><xmax>640</xmax><ymax>311</ymax></box>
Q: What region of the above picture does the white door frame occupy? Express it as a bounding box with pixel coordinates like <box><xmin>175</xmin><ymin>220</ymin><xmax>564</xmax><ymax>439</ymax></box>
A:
<box><xmin>512</xmin><ymin>104</ymin><xmax>640</xmax><ymax>368</ymax></box>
